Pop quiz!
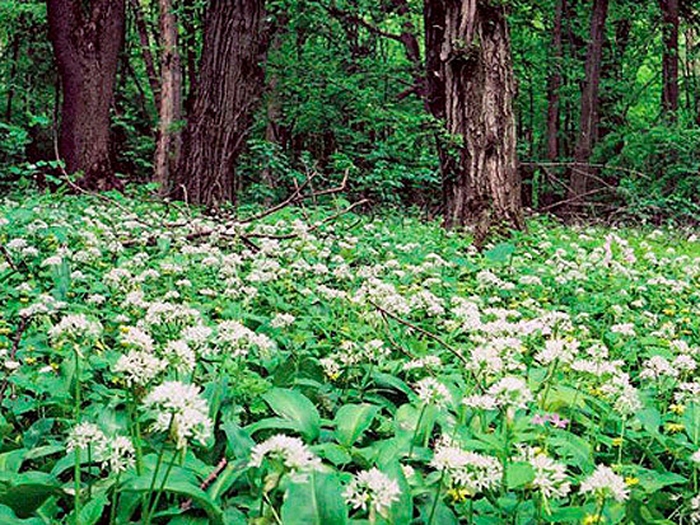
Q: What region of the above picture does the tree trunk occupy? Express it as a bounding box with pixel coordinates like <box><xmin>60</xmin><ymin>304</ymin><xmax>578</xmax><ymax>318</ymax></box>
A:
<box><xmin>176</xmin><ymin>0</ymin><xmax>267</xmax><ymax>207</ymax></box>
<box><xmin>660</xmin><ymin>0</ymin><xmax>679</xmax><ymax>119</ymax></box>
<box><xmin>546</xmin><ymin>0</ymin><xmax>565</xmax><ymax>161</ymax></box>
<box><xmin>47</xmin><ymin>0</ymin><xmax>125</xmax><ymax>190</ymax></box>
<box><xmin>154</xmin><ymin>0</ymin><xmax>182</xmax><ymax>195</ymax></box>
<box><xmin>439</xmin><ymin>0</ymin><xmax>524</xmax><ymax>241</ymax></box>
<box><xmin>424</xmin><ymin>0</ymin><xmax>460</xmax><ymax>221</ymax></box>
<box><xmin>128</xmin><ymin>0</ymin><xmax>160</xmax><ymax>109</ymax></box>
<box><xmin>568</xmin><ymin>0</ymin><xmax>608</xmax><ymax>207</ymax></box>
<box><xmin>261</xmin><ymin>14</ymin><xmax>288</xmax><ymax>193</ymax></box>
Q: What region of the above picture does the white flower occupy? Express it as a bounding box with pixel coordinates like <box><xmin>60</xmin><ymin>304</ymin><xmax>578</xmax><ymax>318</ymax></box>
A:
<box><xmin>67</xmin><ymin>422</ymin><xmax>108</xmax><ymax>455</ymax></box>
<box><xmin>120</xmin><ymin>326</ymin><xmax>154</xmax><ymax>352</ymax></box>
<box><xmin>488</xmin><ymin>376</ymin><xmax>533</xmax><ymax>410</ymax></box>
<box><xmin>343</xmin><ymin>468</ymin><xmax>401</xmax><ymax>518</ymax></box>
<box><xmin>114</xmin><ymin>350</ymin><xmax>167</xmax><ymax>386</ymax></box>
<box><xmin>462</xmin><ymin>394</ymin><xmax>499</xmax><ymax>411</ymax></box>
<box><xmin>430</xmin><ymin>436</ymin><xmax>502</xmax><ymax>494</ymax></box>
<box><xmin>142</xmin><ymin>381</ymin><xmax>213</xmax><ymax>449</ymax></box>
<box><xmin>580</xmin><ymin>465</ymin><xmax>629</xmax><ymax>503</ymax></box>
<box><xmin>104</xmin><ymin>436</ymin><xmax>135</xmax><ymax>473</ymax></box>
<box><xmin>529</xmin><ymin>453</ymin><xmax>570</xmax><ymax>499</ymax></box>
<box><xmin>248</xmin><ymin>434</ymin><xmax>321</xmax><ymax>472</ymax></box>
<box><xmin>163</xmin><ymin>340</ymin><xmax>196</xmax><ymax>374</ymax></box>
<box><xmin>271</xmin><ymin>313</ymin><xmax>295</xmax><ymax>328</ymax></box>
<box><xmin>691</xmin><ymin>449</ymin><xmax>700</xmax><ymax>464</ymax></box>
<box><xmin>49</xmin><ymin>314</ymin><xmax>102</xmax><ymax>341</ymax></box>
<box><xmin>414</xmin><ymin>378</ymin><xmax>452</xmax><ymax>409</ymax></box>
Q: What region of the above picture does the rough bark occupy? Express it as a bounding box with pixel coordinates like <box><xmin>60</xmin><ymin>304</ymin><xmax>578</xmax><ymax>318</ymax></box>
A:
<box><xmin>440</xmin><ymin>0</ymin><xmax>524</xmax><ymax>240</ymax></box>
<box><xmin>154</xmin><ymin>0</ymin><xmax>182</xmax><ymax>195</ymax></box>
<box><xmin>546</xmin><ymin>0</ymin><xmax>565</xmax><ymax>161</ymax></box>
<box><xmin>568</xmin><ymin>0</ymin><xmax>608</xmax><ymax>206</ymax></box>
<box><xmin>176</xmin><ymin>0</ymin><xmax>267</xmax><ymax>207</ymax></box>
<box><xmin>47</xmin><ymin>0</ymin><xmax>125</xmax><ymax>190</ymax></box>
<box><xmin>660</xmin><ymin>0</ymin><xmax>679</xmax><ymax>118</ymax></box>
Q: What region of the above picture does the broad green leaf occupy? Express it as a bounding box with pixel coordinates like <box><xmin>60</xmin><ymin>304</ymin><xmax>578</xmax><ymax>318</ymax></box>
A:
<box><xmin>506</xmin><ymin>461</ymin><xmax>534</xmax><ymax>489</ymax></box>
<box><xmin>79</xmin><ymin>494</ymin><xmax>108</xmax><ymax>525</ymax></box>
<box><xmin>280</xmin><ymin>471</ymin><xmax>348</xmax><ymax>525</ymax></box>
<box><xmin>334</xmin><ymin>404</ymin><xmax>379</xmax><ymax>447</ymax></box>
<box><xmin>262</xmin><ymin>388</ymin><xmax>321</xmax><ymax>441</ymax></box>
<box><xmin>484</xmin><ymin>242</ymin><xmax>516</xmax><ymax>263</ymax></box>
<box><xmin>0</xmin><ymin>471</ymin><xmax>60</xmax><ymax>518</ymax></box>
<box><xmin>0</xmin><ymin>504</ymin><xmax>45</xmax><ymax>524</ymax></box>
<box><xmin>121</xmin><ymin>474</ymin><xmax>223</xmax><ymax>525</ymax></box>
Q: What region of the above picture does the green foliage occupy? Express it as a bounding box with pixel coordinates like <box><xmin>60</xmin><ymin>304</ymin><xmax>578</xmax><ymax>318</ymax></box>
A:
<box><xmin>1</xmin><ymin>190</ymin><xmax>700</xmax><ymax>522</ymax></box>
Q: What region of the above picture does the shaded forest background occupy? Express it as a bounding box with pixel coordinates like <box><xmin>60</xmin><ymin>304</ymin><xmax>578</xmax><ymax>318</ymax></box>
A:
<box><xmin>1</xmin><ymin>0</ymin><xmax>700</xmax><ymax>225</ymax></box>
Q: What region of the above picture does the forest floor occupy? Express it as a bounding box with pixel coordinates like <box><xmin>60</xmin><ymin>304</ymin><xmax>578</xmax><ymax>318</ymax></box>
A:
<box><xmin>0</xmin><ymin>189</ymin><xmax>699</xmax><ymax>524</ymax></box>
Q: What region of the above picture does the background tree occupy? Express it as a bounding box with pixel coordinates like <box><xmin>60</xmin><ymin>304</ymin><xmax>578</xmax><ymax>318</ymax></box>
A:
<box><xmin>568</xmin><ymin>0</ymin><xmax>609</xmax><ymax>208</ymax></box>
<box><xmin>660</xmin><ymin>0</ymin><xmax>679</xmax><ymax>118</ymax></box>
<box><xmin>46</xmin><ymin>0</ymin><xmax>126</xmax><ymax>190</ymax></box>
<box><xmin>176</xmin><ymin>0</ymin><xmax>267</xmax><ymax>207</ymax></box>
<box><xmin>153</xmin><ymin>0</ymin><xmax>182</xmax><ymax>195</ymax></box>
<box><xmin>439</xmin><ymin>0</ymin><xmax>524</xmax><ymax>238</ymax></box>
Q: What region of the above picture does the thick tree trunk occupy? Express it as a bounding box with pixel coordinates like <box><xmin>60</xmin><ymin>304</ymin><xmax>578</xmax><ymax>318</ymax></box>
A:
<box><xmin>154</xmin><ymin>0</ymin><xmax>182</xmax><ymax>195</ymax></box>
<box><xmin>660</xmin><ymin>0</ymin><xmax>679</xmax><ymax>119</ymax></box>
<box><xmin>176</xmin><ymin>0</ymin><xmax>267</xmax><ymax>207</ymax></box>
<box><xmin>546</xmin><ymin>0</ymin><xmax>565</xmax><ymax>161</ymax></box>
<box><xmin>440</xmin><ymin>0</ymin><xmax>524</xmax><ymax>241</ymax></box>
<box><xmin>47</xmin><ymin>0</ymin><xmax>125</xmax><ymax>190</ymax></box>
<box><xmin>568</xmin><ymin>0</ymin><xmax>608</xmax><ymax>207</ymax></box>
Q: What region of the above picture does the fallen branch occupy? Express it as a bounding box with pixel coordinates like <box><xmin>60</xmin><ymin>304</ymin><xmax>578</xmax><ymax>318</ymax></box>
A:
<box><xmin>180</xmin><ymin>457</ymin><xmax>228</xmax><ymax>512</ymax></box>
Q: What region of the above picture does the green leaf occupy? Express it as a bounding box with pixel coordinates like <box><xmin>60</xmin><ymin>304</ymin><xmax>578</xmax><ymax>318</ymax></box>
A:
<box><xmin>506</xmin><ymin>461</ymin><xmax>534</xmax><ymax>489</ymax></box>
<box><xmin>280</xmin><ymin>471</ymin><xmax>348</xmax><ymax>525</ymax></box>
<box><xmin>79</xmin><ymin>494</ymin><xmax>108</xmax><ymax>525</ymax></box>
<box><xmin>0</xmin><ymin>471</ymin><xmax>60</xmax><ymax>518</ymax></box>
<box><xmin>625</xmin><ymin>466</ymin><xmax>687</xmax><ymax>493</ymax></box>
<box><xmin>0</xmin><ymin>504</ymin><xmax>45</xmax><ymax>524</ymax></box>
<box><xmin>121</xmin><ymin>474</ymin><xmax>223</xmax><ymax>525</ymax></box>
<box><xmin>262</xmin><ymin>388</ymin><xmax>321</xmax><ymax>441</ymax></box>
<box><xmin>483</xmin><ymin>242</ymin><xmax>515</xmax><ymax>263</ymax></box>
<box><xmin>334</xmin><ymin>404</ymin><xmax>379</xmax><ymax>447</ymax></box>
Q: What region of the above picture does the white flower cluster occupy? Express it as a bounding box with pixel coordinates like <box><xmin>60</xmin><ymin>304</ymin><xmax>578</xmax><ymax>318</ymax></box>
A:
<box><xmin>216</xmin><ymin>320</ymin><xmax>274</xmax><ymax>358</ymax></box>
<box><xmin>142</xmin><ymin>381</ymin><xmax>213</xmax><ymax>449</ymax></box>
<box><xmin>66</xmin><ymin>422</ymin><xmax>135</xmax><ymax>473</ymax></box>
<box><xmin>343</xmin><ymin>467</ymin><xmax>401</xmax><ymax>518</ymax></box>
<box><xmin>49</xmin><ymin>314</ymin><xmax>102</xmax><ymax>341</ymax></box>
<box><xmin>528</xmin><ymin>452</ymin><xmax>571</xmax><ymax>499</ymax></box>
<box><xmin>248</xmin><ymin>434</ymin><xmax>322</xmax><ymax>472</ymax></box>
<box><xmin>414</xmin><ymin>377</ymin><xmax>452</xmax><ymax>409</ymax></box>
<box><xmin>430</xmin><ymin>436</ymin><xmax>502</xmax><ymax>495</ymax></box>
<box><xmin>580</xmin><ymin>464</ymin><xmax>629</xmax><ymax>503</ymax></box>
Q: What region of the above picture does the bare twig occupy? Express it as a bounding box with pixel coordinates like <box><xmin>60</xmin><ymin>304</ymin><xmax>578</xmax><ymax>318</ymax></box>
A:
<box><xmin>0</xmin><ymin>245</ymin><xmax>17</xmax><ymax>273</ymax></box>
<box><xmin>246</xmin><ymin>199</ymin><xmax>369</xmax><ymax>240</ymax></box>
<box><xmin>367</xmin><ymin>300</ymin><xmax>468</xmax><ymax>366</ymax></box>
<box><xmin>180</xmin><ymin>457</ymin><xmax>228</xmax><ymax>512</ymax></box>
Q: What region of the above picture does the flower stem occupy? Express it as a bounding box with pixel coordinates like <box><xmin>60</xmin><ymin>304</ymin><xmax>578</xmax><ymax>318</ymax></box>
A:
<box><xmin>146</xmin><ymin>448</ymin><xmax>178</xmax><ymax>523</ymax></box>
<box><xmin>108</xmin><ymin>473</ymin><xmax>121</xmax><ymax>525</ymax></box>
<box><xmin>408</xmin><ymin>404</ymin><xmax>427</xmax><ymax>459</ymax></box>
<box><xmin>74</xmin><ymin>446</ymin><xmax>82</xmax><ymax>525</ymax></box>
<box><xmin>143</xmin><ymin>438</ymin><xmax>168</xmax><ymax>525</ymax></box>
<box><xmin>427</xmin><ymin>470</ymin><xmax>445</xmax><ymax>525</ymax></box>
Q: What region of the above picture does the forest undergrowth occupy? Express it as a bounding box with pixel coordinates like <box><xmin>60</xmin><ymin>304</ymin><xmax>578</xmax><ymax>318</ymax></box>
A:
<box><xmin>1</xmin><ymin>188</ymin><xmax>699</xmax><ymax>524</ymax></box>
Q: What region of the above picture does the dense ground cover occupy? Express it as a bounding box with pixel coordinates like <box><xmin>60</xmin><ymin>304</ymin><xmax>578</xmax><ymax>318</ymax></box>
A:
<box><xmin>1</xmin><ymin>190</ymin><xmax>700</xmax><ymax>524</ymax></box>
